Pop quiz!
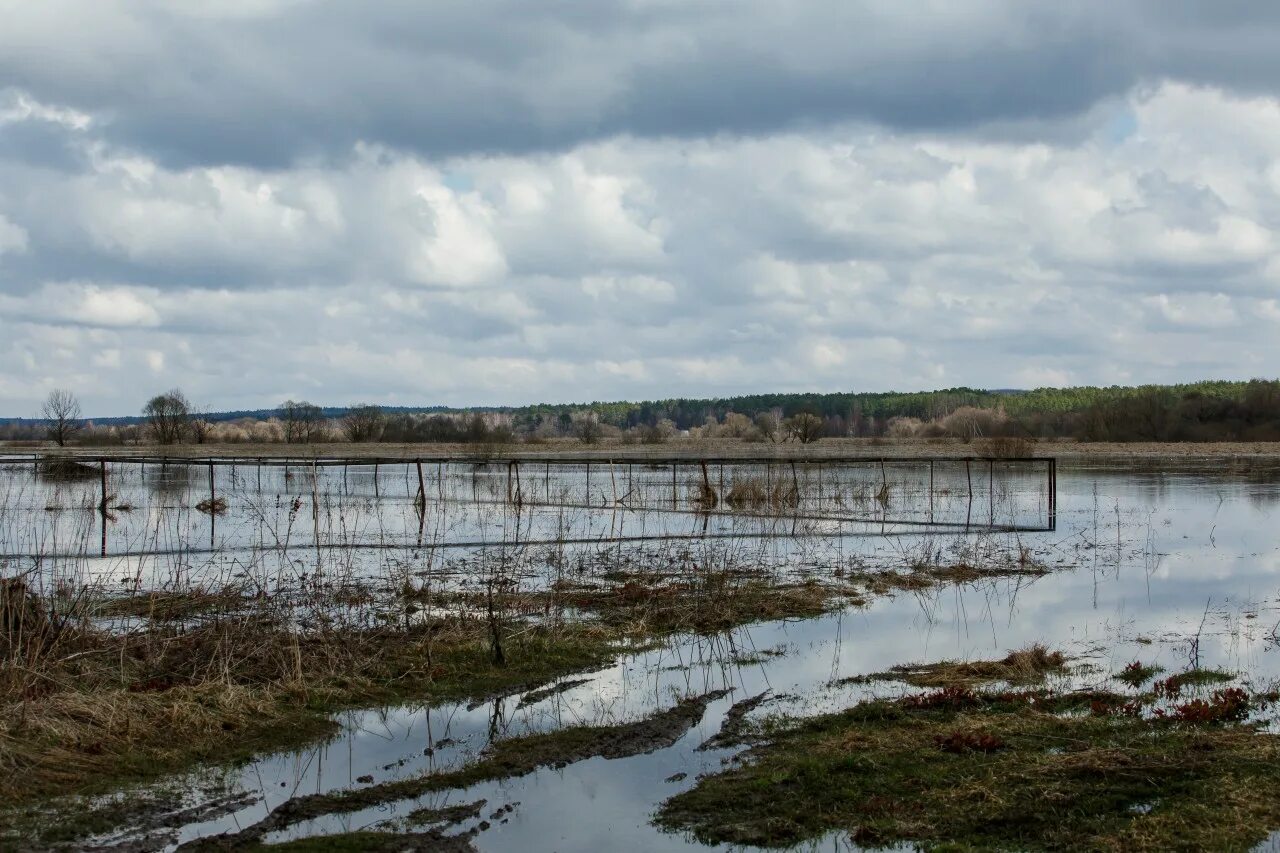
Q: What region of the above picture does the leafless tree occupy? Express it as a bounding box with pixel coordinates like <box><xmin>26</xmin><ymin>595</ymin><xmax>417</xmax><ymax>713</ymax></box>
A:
<box><xmin>188</xmin><ymin>406</ymin><xmax>213</xmax><ymax>444</ymax></box>
<box><xmin>279</xmin><ymin>400</ymin><xmax>327</xmax><ymax>443</ymax></box>
<box><xmin>41</xmin><ymin>389</ymin><xmax>83</xmax><ymax>447</ymax></box>
<box><xmin>342</xmin><ymin>404</ymin><xmax>385</xmax><ymax>442</ymax></box>
<box><xmin>143</xmin><ymin>389</ymin><xmax>191</xmax><ymax>445</ymax></box>
<box><xmin>576</xmin><ymin>415</ymin><xmax>603</xmax><ymax>445</ymax></box>
<box><xmin>786</xmin><ymin>412</ymin><xmax>825</xmax><ymax>444</ymax></box>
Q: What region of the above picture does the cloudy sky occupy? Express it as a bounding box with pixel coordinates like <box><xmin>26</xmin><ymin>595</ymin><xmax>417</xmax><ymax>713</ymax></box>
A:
<box><xmin>2</xmin><ymin>1</ymin><xmax>1280</xmax><ymax>416</ymax></box>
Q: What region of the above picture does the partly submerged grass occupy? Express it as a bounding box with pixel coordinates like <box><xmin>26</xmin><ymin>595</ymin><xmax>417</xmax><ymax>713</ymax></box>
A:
<box><xmin>189</xmin><ymin>690</ymin><xmax>729</xmax><ymax>848</ymax></box>
<box><xmin>497</xmin><ymin>573</ymin><xmax>846</xmax><ymax>636</ymax></box>
<box><xmin>1115</xmin><ymin>660</ymin><xmax>1166</xmax><ymax>687</ymax></box>
<box><xmin>90</xmin><ymin>587</ymin><xmax>250</xmax><ymax>621</ymax></box>
<box><xmin>658</xmin><ymin>682</ymin><xmax>1280</xmax><ymax>851</ymax></box>
<box><xmin>1156</xmin><ymin>667</ymin><xmax>1235</xmax><ymax>694</ymax></box>
<box><xmin>877</xmin><ymin>643</ymin><xmax>1068</xmax><ymax>688</ymax></box>
<box><xmin>0</xmin><ymin>622</ymin><xmax>618</xmax><ymax>845</ymax></box>
<box><xmin>258</xmin><ymin>829</ymin><xmax>475</xmax><ymax>851</ymax></box>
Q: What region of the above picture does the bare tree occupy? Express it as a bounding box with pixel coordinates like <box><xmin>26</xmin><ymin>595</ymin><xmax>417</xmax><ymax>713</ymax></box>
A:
<box><xmin>188</xmin><ymin>406</ymin><xmax>213</xmax><ymax>444</ymax></box>
<box><xmin>342</xmin><ymin>404</ymin><xmax>385</xmax><ymax>442</ymax></box>
<box><xmin>786</xmin><ymin>412</ymin><xmax>825</xmax><ymax>444</ymax></box>
<box><xmin>575</xmin><ymin>415</ymin><xmax>603</xmax><ymax>445</ymax></box>
<box><xmin>278</xmin><ymin>400</ymin><xmax>327</xmax><ymax>443</ymax></box>
<box><xmin>143</xmin><ymin>389</ymin><xmax>191</xmax><ymax>445</ymax></box>
<box><xmin>41</xmin><ymin>389</ymin><xmax>83</xmax><ymax>447</ymax></box>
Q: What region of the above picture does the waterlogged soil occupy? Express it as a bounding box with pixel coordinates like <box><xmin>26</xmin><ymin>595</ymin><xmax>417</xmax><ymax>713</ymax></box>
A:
<box><xmin>659</xmin><ymin>685</ymin><xmax>1280</xmax><ymax>851</ymax></box>
<box><xmin>187</xmin><ymin>690</ymin><xmax>731</xmax><ymax>849</ymax></box>
<box><xmin>4</xmin><ymin>462</ymin><xmax>1280</xmax><ymax>851</ymax></box>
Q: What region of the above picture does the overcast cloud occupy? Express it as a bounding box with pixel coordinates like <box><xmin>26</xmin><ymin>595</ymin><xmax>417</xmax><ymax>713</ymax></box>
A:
<box><xmin>2</xmin><ymin>1</ymin><xmax>1280</xmax><ymax>415</ymax></box>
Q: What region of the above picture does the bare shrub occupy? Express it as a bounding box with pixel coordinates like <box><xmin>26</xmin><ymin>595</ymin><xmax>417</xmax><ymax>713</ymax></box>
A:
<box><xmin>576</xmin><ymin>415</ymin><xmax>603</xmax><ymax>445</ymax></box>
<box><xmin>940</xmin><ymin>406</ymin><xmax>1008</xmax><ymax>440</ymax></box>
<box><xmin>188</xmin><ymin>406</ymin><xmax>213</xmax><ymax>444</ymax></box>
<box><xmin>886</xmin><ymin>416</ymin><xmax>924</xmax><ymax>438</ymax></box>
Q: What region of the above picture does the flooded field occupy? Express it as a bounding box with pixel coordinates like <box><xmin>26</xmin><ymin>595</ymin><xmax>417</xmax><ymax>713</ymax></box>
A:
<box><xmin>2</xmin><ymin>454</ymin><xmax>1279</xmax><ymax>850</ymax></box>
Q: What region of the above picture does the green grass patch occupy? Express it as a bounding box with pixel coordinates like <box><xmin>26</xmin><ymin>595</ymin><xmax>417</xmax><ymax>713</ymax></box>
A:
<box><xmin>658</xmin><ymin>687</ymin><xmax>1280</xmax><ymax>851</ymax></box>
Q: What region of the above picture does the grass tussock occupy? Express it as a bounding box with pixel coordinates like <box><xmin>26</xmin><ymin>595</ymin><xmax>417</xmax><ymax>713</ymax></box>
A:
<box><xmin>1116</xmin><ymin>660</ymin><xmax>1166</xmax><ymax>687</ymax></box>
<box><xmin>1153</xmin><ymin>667</ymin><xmax>1235</xmax><ymax>697</ymax></box>
<box><xmin>532</xmin><ymin>571</ymin><xmax>841</xmax><ymax>635</ymax></box>
<box><xmin>850</xmin><ymin>560</ymin><xmax>1049</xmax><ymax>598</ymax></box>
<box><xmin>879</xmin><ymin>643</ymin><xmax>1068</xmax><ymax>688</ymax></box>
<box><xmin>658</xmin><ymin>678</ymin><xmax>1280</xmax><ymax>851</ymax></box>
<box><xmin>37</xmin><ymin>458</ymin><xmax>99</xmax><ymax>482</ymax></box>
<box><xmin>195</xmin><ymin>496</ymin><xmax>229</xmax><ymax>515</ymax></box>
<box><xmin>725</xmin><ymin>477</ymin><xmax>799</xmax><ymax>511</ymax></box>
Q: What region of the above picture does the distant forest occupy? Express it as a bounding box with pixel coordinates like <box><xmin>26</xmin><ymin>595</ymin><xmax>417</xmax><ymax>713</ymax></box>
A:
<box><xmin>5</xmin><ymin>380</ymin><xmax>1280</xmax><ymax>445</ymax></box>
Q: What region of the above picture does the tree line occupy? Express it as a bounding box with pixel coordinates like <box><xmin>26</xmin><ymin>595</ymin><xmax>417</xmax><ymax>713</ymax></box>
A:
<box><xmin>10</xmin><ymin>379</ymin><xmax>1280</xmax><ymax>447</ymax></box>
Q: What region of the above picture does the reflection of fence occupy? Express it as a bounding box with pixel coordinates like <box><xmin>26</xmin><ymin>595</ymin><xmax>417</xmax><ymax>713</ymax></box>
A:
<box><xmin>3</xmin><ymin>454</ymin><xmax>1057</xmax><ymax>556</ymax></box>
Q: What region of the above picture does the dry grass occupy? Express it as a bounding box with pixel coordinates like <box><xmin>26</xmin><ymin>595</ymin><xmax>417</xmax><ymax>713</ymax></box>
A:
<box><xmin>37</xmin><ymin>458</ymin><xmax>99</xmax><ymax>481</ymax></box>
<box><xmin>974</xmin><ymin>436</ymin><xmax>1036</xmax><ymax>458</ymax></box>
<box><xmin>0</xmin><ymin>606</ymin><xmax>619</xmax><ymax>810</ymax></box>
<box><xmin>879</xmin><ymin>644</ymin><xmax>1069</xmax><ymax>688</ymax></box>
<box><xmin>497</xmin><ymin>571</ymin><xmax>841</xmax><ymax>636</ymax></box>
<box><xmin>90</xmin><ymin>588</ymin><xmax>248</xmax><ymax>621</ymax></box>
<box><xmin>194</xmin><ymin>496</ymin><xmax>229</xmax><ymax>515</ymax></box>
<box><xmin>725</xmin><ymin>477</ymin><xmax>799</xmax><ymax>511</ymax></box>
<box><xmin>850</xmin><ymin>560</ymin><xmax>1049</xmax><ymax>598</ymax></box>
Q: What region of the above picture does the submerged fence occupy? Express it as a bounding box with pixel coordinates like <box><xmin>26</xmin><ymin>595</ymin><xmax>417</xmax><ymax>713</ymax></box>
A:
<box><xmin>1</xmin><ymin>453</ymin><xmax>1057</xmax><ymax>563</ymax></box>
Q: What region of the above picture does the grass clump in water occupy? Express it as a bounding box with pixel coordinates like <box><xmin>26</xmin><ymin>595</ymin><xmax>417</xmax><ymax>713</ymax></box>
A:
<box><xmin>658</xmin><ymin>676</ymin><xmax>1280</xmax><ymax>850</ymax></box>
<box><xmin>875</xmin><ymin>643</ymin><xmax>1068</xmax><ymax>688</ymax></box>
<box><xmin>1153</xmin><ymin>667</ymin><xmax>1235</xmax><ymax>697</ymax></box>
<box><xmin>1115</xmin><ymin>660</ymin><xmax>1165</xmax><ymax>687</ymax></box>
<box><xmin>37</xmin><ymin>458</ymin><xmax>98</xmax><ymax>482</ymax></box>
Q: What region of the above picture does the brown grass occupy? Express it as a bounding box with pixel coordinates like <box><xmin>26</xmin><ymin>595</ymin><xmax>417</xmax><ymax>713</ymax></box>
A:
<box><xmin>194</xmin><ymin>496</ymin><xmax>229</xmax><ymax>515</ymax></box>
<box><xmin>880</xmin><ymin>643</ymin><xmax>1068</xmax><ymax>687</ymax></box>
<box><xmin>0</xmin><ymin>609</ymin><xmax>618</xmax><ymax>810</ymax></box>
<box><xmin>725</xmin><ymin>477</ymin><xmax>799</xmax><ymax>511</ymax></box>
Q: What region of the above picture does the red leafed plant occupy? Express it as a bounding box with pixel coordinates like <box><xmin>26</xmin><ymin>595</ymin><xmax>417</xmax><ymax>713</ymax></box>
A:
<box><xmin>934</xmin><ymin>730</ymin><xmax>1007</xmax><ymax>754</ymax></box>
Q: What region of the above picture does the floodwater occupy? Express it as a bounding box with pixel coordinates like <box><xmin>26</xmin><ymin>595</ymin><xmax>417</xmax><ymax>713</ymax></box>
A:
<box><xmin>2</xmin><ymin>457</ymin><xmax>1279</xmax><ymax>850</ymax></box>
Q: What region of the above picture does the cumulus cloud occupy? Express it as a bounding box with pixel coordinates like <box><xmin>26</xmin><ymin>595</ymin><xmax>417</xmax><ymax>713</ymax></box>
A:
<box><xmin>1</xmin><ymin>3</ymin><xmax>1279</xmax><ymax>414</ymax></box>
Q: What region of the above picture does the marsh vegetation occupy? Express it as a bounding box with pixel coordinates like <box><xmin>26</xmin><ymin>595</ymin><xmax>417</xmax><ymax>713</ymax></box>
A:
<box><xmin>0</xmin><ymin>453</ymin><xmax>1278</xmax><ymax>850</ymax></box>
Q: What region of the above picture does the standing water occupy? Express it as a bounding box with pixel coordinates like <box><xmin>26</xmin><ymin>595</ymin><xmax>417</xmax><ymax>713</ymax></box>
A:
<box><xmin>1</xmin><ymin>456</ymin><xmax>1277</xmax><ymax>850</ymax></box>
